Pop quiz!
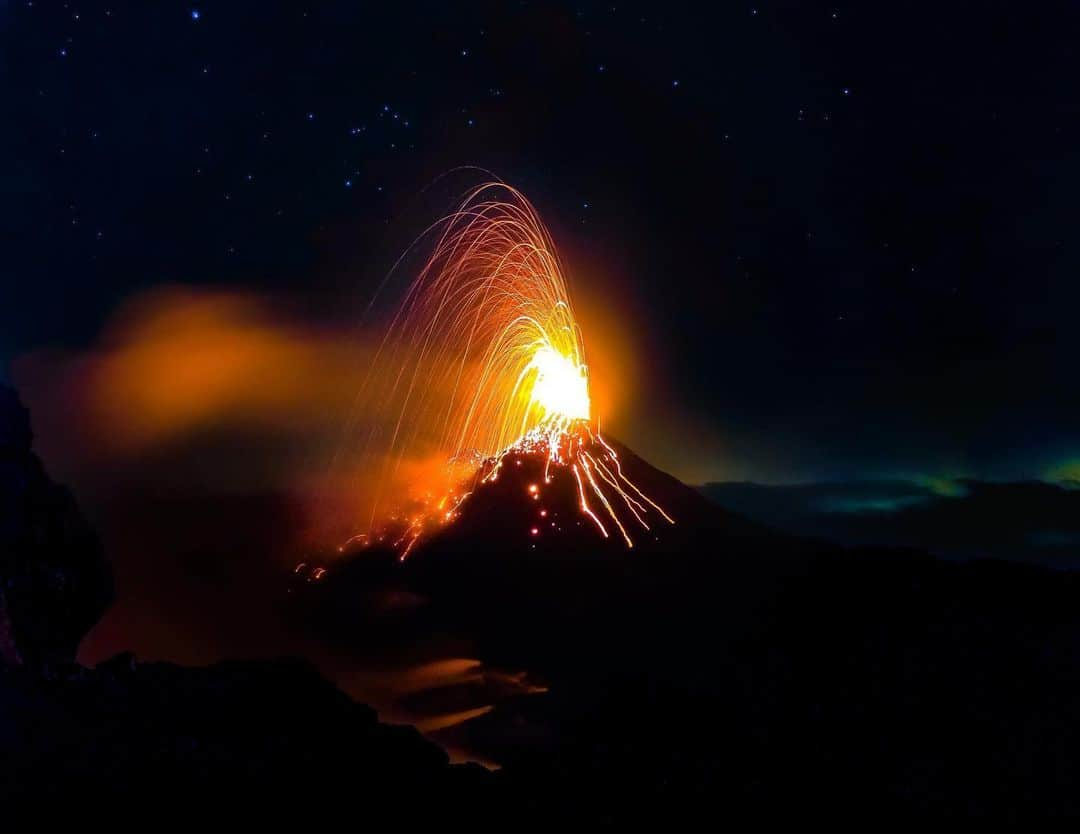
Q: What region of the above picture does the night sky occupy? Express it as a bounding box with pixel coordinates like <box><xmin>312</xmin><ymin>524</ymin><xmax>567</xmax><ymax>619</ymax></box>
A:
<box><xmin>5</xmin><ymin>0</ymin><xmax>1080</xmax><ymax>485</ymax></box>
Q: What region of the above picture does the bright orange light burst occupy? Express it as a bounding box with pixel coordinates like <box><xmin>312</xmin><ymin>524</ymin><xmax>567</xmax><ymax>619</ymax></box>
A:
<box><xmin>526</xmin><ymin>346</ymin><xmax>591</xmax><ymax>424</ymax></box>
<box><xmin>340</xmin><ymin>179</ymin><xmax>672</xmax><ymax>557</ymax></box>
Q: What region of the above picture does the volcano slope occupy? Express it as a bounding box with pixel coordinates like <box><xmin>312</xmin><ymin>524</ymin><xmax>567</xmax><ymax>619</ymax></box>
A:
<box><xmin>302</xmin><ymin>436</ymin><xmax>1080</xmax><ymax>821</ymax></box>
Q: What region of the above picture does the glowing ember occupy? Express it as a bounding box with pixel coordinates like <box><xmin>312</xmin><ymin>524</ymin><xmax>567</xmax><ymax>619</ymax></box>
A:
<box><xmin>337</xmin><ymin>180</ymin><xmax>672</xmax><ymax>557</ymax></box>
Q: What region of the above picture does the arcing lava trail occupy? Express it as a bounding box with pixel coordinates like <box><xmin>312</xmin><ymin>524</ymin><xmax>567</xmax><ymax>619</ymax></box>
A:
<box><xmin>334</xmin><ymin>180</ymin><xmax>673</xmax><ymax>558</ymax></box>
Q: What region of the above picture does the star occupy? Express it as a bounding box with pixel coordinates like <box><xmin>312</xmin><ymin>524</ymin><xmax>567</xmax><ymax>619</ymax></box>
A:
<box><xmin>190</xmin><ymin>9</ymin><xmax>200</xmax><ymax>21</ymax></box>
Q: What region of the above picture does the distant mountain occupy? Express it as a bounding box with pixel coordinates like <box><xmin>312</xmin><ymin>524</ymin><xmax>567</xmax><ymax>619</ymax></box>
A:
<box><xmin>700</xmin><ymin>479</ymin><xmax>1080</xmax><ymax>568</ymax></box>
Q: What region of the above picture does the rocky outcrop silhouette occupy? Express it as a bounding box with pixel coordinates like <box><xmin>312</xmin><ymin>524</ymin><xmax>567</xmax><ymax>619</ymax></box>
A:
<box><xmin>0</xmin><ymin>386</ymin><xmax>111</xmax><ymax>672</ymax></box>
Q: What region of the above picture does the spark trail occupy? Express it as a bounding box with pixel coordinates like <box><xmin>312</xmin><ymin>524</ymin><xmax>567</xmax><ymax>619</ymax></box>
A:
<box><xmin>340</xmin><ymin>180</ymin><xmax>672</xmax><ymax>557</ymax></box>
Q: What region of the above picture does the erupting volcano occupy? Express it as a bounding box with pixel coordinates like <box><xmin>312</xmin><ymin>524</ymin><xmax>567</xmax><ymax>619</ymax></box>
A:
<box><xmin>335</xmin><ymin>181</ymin><xmax>673</xmax><ymax>558</ymax></box>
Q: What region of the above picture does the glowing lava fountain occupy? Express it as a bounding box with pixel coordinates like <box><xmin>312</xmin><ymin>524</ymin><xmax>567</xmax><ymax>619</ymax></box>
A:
<box><xmin>342</xmin><ymin>180</ymin><xmax>672</xmax><ymax>557</ymax></box>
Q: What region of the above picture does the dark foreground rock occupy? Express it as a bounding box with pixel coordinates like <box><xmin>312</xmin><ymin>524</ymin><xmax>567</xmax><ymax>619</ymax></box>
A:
<box><xmin>0</xmin><ymin>653</ymin><xmax>491</xmax><ymax>814</ymax></box>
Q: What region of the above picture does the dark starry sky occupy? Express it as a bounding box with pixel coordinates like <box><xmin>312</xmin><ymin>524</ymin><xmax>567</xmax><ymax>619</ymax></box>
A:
<box><xmin>5</xmin><ymin>0</ymin><xmax>1080</xmax><ymax>483</ymax></box>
